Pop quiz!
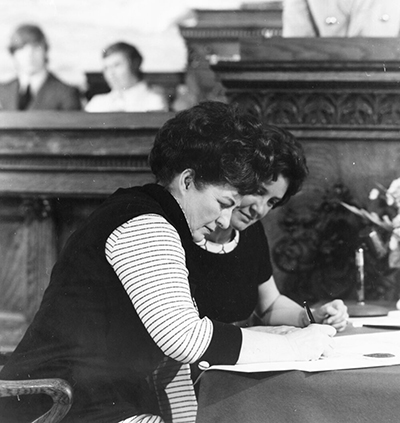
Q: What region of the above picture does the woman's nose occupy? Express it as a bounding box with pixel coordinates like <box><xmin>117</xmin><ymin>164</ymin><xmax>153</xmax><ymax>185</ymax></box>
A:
<box><xmin>216</xmin><ymin>209</ymin><xmax>233</xmax><ymax>229</ymax></box>
<box><xmin>251</xmin><ymin>197</ymin><xmax>272</xmax><ymax>217</ymax></box>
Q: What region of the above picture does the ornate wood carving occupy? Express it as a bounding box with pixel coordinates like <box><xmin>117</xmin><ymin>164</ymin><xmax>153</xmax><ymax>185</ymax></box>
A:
<box><xmin>271</xmin><ymin>184</ymin><xmax>362</xmax><ymax>302</ymax></box>
<box><xmin>212</xmin><ymin>38</ymin><xmax>400</xmax><ymax>302</ymax></box>
<box><xmin>228</xmin><ymin>91</ymin><xmax>400</xmax><ymax>126</ymax></box>
<box><xmin>213</xmin><ymin>38</ymin><xmax>400</xmax><ymax>127</ymax></box>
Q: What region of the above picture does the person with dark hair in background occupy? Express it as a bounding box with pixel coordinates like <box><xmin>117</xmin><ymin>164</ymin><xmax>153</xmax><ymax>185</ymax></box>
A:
<box><xmin>85</xmin><ymin>41</ymin><xmax>168</xmax><ymax>112</ymax></box>
<box><xmin>0</xmin><ymin>102</ymin><xmax>336</xmax><ymax>423</ymax></box>
<box><xmin>189</xmin><ymin>124</ymin><xmax>348</xmax><ymax>333</ymax></box>
<box><xmin>0</xmin><ymin>23</ymin><xmax>82</xmax><ymax>110</ymax></box>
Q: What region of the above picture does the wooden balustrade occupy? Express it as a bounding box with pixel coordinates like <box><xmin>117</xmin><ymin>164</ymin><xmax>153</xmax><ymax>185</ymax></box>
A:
<box><xmin>0</xmin><ymin>111</ymin><xmax>172</xmax><ymax>350</ymax></box>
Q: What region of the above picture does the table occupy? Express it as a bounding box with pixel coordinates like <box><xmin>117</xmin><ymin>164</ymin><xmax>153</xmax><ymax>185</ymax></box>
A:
<box><xmin>196</xmin><ymin>326</ymin><xmax>400</xmax><ymax>423</ymax></box>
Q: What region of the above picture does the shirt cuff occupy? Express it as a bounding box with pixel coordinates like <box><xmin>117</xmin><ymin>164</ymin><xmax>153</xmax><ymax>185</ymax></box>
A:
<box><xmin>200</xmin><ymin>320</ymin><xmax>242</xmax><ymax>365</ymax></box>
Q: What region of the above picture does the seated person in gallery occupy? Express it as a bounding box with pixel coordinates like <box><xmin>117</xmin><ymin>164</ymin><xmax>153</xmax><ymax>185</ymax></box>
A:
<box><xmin>189</xmin><ymin>123</ymin><xmax>349</xmax><ymax>332</ymax></box>
<box><xmin>0</xmin><ymin>102</ymin><xmax>336</xmax><ymax>423</ymax></box>
<box><xmin>0</xmin><ymin>23</ymin><xmax>82</xmax><ymax>111</ymax></box>
<box><xmin>283</xmin><ymin>0</ymin><xmax>400</xmax><ymax>37</ymax></box>
<box><xmin>85</xmin><ymin>42</ymin><xmax>168</xmax><ymax>112</ymax></box>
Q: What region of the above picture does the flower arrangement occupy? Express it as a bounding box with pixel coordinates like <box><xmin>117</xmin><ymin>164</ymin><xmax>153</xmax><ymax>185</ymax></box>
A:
<box><xmin>370</xmin><ymin>179</ymin><xmax>400</xmax><ymax>268</ymax></box>
<box><xmin>341</xmin><ymin>178</ymin><xmax>400</xmax><ymax>301</ymax></box>
<box><xmin>342</xmin><ymin>178</ymin><xmax>400</xmax><ymax>268</ymax></box>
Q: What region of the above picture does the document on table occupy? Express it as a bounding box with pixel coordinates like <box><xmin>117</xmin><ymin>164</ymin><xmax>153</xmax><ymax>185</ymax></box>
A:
<box><xmin>204</xmin><ymin>331</ymin><xmax>400</xmax><ymax>373</ymax></box>
<box><xmin>349</xmin><ymin>310</ymin><xmax>400</xmax><ymax>329</ymax></box>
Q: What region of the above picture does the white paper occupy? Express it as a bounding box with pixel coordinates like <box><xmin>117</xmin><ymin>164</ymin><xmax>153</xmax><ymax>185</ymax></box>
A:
<box><xmin>204</xmin><ymin>331</ymin><xmax>400</xmax><ymax>373</ymax></box>
<box><xmin>349</xmin><ymin>312</ymin><xmax>400</xmax><ymax>328</ymax></box>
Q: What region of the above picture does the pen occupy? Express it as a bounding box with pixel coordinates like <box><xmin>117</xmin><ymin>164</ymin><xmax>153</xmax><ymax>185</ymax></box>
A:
<box><xmin>303</xmin><ymin>301</ymin><xmax>316</xmax><ymax>324</ymax></box>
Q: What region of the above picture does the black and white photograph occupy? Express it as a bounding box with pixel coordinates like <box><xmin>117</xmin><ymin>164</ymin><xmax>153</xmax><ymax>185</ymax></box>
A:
<box><xmin>0</xmin><ymin>1</ymin><xmax>400</xmax><ymax>422</ymax></box>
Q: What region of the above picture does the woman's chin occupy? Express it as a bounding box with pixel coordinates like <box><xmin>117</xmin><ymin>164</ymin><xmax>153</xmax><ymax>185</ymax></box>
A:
<box><xmin>192</xmin><ymin>234</ymin><xmax>205</xmax><ymax>243</ymax></box>
<box><xmin>232</xmin><ymin>221</ymin><xmax>250</xmax><ymax>232</ymax></box>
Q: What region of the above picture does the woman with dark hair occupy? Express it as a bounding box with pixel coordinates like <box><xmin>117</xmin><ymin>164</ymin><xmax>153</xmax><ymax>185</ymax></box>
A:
<box><xmin>0</xmin><ymin>102</ymin><xmax>335</xmax><ymax>423</ymax></box>
<box><xmin>85</xmin><ymin>41</ymin><xmax>168</xmax><ymax>112</ymax></box>
<box><xmin>189</xmin><ymin>124</ymin><xmax>348</xmax><ymax>332</ymax></box>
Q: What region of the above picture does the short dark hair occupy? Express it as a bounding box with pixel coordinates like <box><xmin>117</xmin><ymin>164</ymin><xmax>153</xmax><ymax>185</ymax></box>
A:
<box><xmin>261</xmin><ymin>125</ymin><xmax>308</xmax><ymax>207</ymax></box>
<box><xmin>149</xmin><ymin>101</ymin><xmax>276</xmax><ymax>196</ymax></box>
<box><xmin>103</xmin><ymin>42</ymin><xmax>143</xmax><ymax>79</ymax></box>
<box><xmin>8</xmin><ymin>24</ymin><xmax>48</xmax><ymax>55</ymax></box>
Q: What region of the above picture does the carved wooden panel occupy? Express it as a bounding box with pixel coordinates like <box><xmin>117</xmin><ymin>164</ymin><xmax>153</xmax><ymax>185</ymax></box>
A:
<box><xmin>212</xmin><ymin>38</ymin><xmax>400</xmax><ymax>303</ymax></box>
<box><xmin>262</xmin><ymin>131</ymin><xmax>400</xmax><ymax>303</ymax></box>
<box><xmin>227</xmin><ymin>91</ymin><xmax>400</xmax><ymax>126</ymax></box>
<box><xmin>0</xmin><ymin>197</ymin><xmax>56</xmax><ymax>350</ymax></box>
<box><xmin>0</xmin><ymin>199</ymin><xmax>27</xmax><ymax>314</ymax></box>
<box><xmin>0</xmin><ymin>112</ymin><xmax>169</xmax><ymax>350</ymax></box>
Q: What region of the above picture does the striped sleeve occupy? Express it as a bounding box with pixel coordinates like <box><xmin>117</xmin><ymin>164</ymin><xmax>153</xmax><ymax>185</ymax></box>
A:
<box><xmin>105</xmin><ymin>213</ymin><xmax>213</xmax><ymax>364</ymax></box>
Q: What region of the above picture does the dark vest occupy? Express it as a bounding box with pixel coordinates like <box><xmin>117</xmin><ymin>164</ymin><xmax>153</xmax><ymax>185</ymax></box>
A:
<box><xmin>0</xmin><ymin>184</ymin><xmax>240</xmax><ymax>423</ymax></box>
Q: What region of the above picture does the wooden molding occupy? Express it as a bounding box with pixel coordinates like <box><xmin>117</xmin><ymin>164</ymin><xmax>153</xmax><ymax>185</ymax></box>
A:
<box><xmin>0</xmin><ymin>112</ymin><xmax>171</xmax><ymax>347</ymax></box>
<box><xmin>212</xmin><ymin>38</ymin><xmax>400</xmax><ymax>127</ymax></box>
<box><xmin>0</xmin><ymin>112</ymin><xmax>171</xmax><ymax>196</ymax></box>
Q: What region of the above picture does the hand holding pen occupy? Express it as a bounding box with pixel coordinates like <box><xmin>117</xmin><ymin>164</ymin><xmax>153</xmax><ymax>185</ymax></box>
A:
<box><xmin>285</xmin><ymin>322</ymin><xmax>336</xmax><ymax>360</ymax></box>
<box><xmin>303</xmin><ymin>301</ymin><xmax>316</xmax><ymax>323</ymax></box>
<box><xmin>304</xmin><ymin>299</ymin><xmax>349</xmax><ymax>332</ymax></box>
<box><xmin>283</xmin><ymin>301</ymin><xmax>337</xmax><ymax>361</ymax></box>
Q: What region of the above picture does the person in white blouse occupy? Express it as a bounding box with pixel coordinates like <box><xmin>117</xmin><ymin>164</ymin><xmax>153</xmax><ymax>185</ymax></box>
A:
<box><xmin>85</xmin><ymin>42</ymin><xmax>168</xmax><ymax>113</ymax></box>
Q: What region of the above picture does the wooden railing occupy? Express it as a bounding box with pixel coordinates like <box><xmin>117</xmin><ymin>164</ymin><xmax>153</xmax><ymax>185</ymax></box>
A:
<box><xmin>0</xmin><ymin>111</ymin><xmax>172</xmax><ymax>350</ymax></box>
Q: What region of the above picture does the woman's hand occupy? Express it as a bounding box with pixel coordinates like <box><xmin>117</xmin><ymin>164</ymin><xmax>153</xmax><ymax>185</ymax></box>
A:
<box><xmin>285</xmin><ymin>324</ymin><xmax>336</xmax><ymax>361</ymax></box>
<box><xmin>313</xmin><ymin>299</ymin><xmax>349</xmax><ymax>332</ymax></box>
<box><xmin>239</xmin><ymin>323</ymin><xmax>336</xmax><ymax>364</ymax></box>
<box><xmin>247</xmin><ymin>325</ymin><xmax>300</xmax><ymax>335</ymax></box>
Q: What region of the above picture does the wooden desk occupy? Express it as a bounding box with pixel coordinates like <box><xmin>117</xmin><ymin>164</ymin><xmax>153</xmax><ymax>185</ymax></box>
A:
<box><xmin>0</xmin><ymin>111</ymin><xmax>172</xmax><ymax>349</ymax></box>
<box><xmin>197</xmin><ymin>365</ymin><xmax>400</xmax><ymax>423</ymax></box>
<box><xmin>196</xmin><ymin>326</ymin><xmax>400</xmax><ymax>423</ymax></box>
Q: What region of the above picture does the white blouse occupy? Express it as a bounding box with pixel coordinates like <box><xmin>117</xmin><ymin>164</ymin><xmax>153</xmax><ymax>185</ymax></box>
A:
<box><xmin>85</xmin><ymin>81</ymin><xmax>168</xmax><ymax>112</ymax></box>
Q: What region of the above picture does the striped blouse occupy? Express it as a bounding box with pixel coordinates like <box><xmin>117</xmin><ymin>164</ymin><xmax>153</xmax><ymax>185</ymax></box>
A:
<box><xmin>105</xmin><ymin>213</ymin><xmax>213</xmax><ymax>422</ymax></box>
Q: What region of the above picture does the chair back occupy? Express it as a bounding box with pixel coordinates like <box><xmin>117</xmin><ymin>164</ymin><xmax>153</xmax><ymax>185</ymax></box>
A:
<box><xmin>0</xmin><ymin>378</ymin><xmax>73</xmax><ymax>423</ymax></box>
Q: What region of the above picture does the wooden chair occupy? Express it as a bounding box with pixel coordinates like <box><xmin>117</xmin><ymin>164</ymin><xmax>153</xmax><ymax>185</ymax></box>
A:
<box><xmin>0</xmin><ymin>378</ymin><xmax>73</xmax><ymax>423</ymax></box>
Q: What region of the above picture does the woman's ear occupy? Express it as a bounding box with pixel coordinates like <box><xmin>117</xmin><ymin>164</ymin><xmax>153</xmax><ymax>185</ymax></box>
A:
<box><xmin>167</xmin><ymin>169</ymin><xmax>195</xmax><ymax>200</ymax></box>
<box><xmin>180</xmin><ymin>169</ymin><xmax>195</xmax><ymax>191</ymax></box>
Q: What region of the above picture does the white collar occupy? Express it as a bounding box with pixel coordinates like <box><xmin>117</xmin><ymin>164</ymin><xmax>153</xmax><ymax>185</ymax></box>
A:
<box><xmin>19</xmin><ymin>69</ymin><xmax>48</xmax><ymax>95</ymax></box>
<box><xmin>195</xmin><ymin>229</ymin><xmax>240</xmax><ymax>254</ymax></box>
<box><xmin>111</xmin><ymin>80</ymin><xmax>147</xmax><ymax>97</ymax></box>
